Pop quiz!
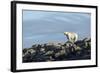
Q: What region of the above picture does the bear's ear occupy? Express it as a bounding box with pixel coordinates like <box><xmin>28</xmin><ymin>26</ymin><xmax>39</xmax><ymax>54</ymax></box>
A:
<box><xmin>64</xmin><ymin>32</ymin><xmax>68</xmax><ymax>35</ymax></box>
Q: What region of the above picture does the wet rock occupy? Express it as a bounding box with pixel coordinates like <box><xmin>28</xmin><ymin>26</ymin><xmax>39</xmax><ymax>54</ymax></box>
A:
<box><xmin>23</xmin><ymin>37</ymin><xmax>91</xmax><ymax>63</ymax></box>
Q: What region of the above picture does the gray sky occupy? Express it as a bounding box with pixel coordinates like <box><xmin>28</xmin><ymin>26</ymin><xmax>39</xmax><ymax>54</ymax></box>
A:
<box><xmin>23</xmin><ymin>10</ymin><xmax>91</xmax><ymax>48</ymax></box>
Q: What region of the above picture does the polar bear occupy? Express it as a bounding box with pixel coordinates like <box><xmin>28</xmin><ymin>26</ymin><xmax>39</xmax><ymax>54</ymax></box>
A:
<box><xmin>64</xmin><ymin>32</ymin><xmax>78</xmax><ymax>43</ymax></box>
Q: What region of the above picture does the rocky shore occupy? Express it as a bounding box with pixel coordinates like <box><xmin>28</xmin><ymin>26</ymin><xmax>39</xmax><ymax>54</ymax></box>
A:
<box><xmin>23</xmin><ymin>38</ymin><xmax>91</xmax><ymax>63</ymax></box>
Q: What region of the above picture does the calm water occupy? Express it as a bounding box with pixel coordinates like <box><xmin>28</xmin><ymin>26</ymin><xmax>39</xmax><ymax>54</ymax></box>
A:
<box><xmin>23</xmin><ymin>10</ymin><xmax>91</xmax><ymax>48</ymax></box>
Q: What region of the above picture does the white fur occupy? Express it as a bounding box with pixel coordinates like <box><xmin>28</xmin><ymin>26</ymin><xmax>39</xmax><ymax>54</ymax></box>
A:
<box><xmin>64</xmin><ymin>32</ymin><xmax>78</xmax><ymax>43</ymax></box>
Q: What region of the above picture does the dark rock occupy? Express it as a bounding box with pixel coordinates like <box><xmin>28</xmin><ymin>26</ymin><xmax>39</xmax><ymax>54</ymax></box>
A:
<box><xmin>23</xmin><ymin>37</ymin><xmax>91</xmax><ymax>63</ymax></box>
